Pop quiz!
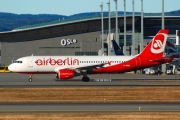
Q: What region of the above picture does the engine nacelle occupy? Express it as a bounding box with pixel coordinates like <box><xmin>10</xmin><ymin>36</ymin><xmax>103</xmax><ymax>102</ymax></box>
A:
<box><xmin>58</xmin><ymin>69</ymin><xmax>75</xmax><ymax>80</ymax></box>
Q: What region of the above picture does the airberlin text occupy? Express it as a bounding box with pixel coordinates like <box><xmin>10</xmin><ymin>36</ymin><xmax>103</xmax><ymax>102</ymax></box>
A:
<box><xmin>35</xmin><ymin>58</ymin><xmax>79</xmax><ymax>66</ymax></box>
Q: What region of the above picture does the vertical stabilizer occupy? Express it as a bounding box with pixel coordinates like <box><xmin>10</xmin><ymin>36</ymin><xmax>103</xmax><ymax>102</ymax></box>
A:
<box><xmin>111</xmin><ymin>40</ymin><xmax>124</xmax><ymax>55</ymax></box>
<box><xmin>138</xmin><ymin>29</ymin><xmax>169</xmax><ymax>59</ymax></box>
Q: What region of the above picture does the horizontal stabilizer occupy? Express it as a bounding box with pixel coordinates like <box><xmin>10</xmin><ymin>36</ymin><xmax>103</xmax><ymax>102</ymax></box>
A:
<box><xmin>149</xmin><ymin>57</ymin><xmax>172</xmax><ymax>62</ymax></box>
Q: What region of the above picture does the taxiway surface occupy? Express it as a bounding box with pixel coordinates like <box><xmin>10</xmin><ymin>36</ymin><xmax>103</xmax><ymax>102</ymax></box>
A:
<box><xmin>0</xmin><ymin>73</ymin><xmax>180</xmax><ymax>113</ymax></box>
<box><xmin>0</xmin><ymin>73</ymin><xmax>180</xmax><ymax>87</ymax></box>
<box><xmin>0</xmin><ymin>102</ymin><xmax>180</xmax><ymax>113</ymax></box>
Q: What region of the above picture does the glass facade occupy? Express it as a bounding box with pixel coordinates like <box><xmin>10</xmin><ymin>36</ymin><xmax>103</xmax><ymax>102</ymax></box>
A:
<box><xmin>75</xmin><ymin>52</ymin><xmax>98</xmax><ymax>56</ymax></box>
<box><xmin>176</xmin><ymin>46</ymin><xmax>180</xmax><ymax>52</ymax></box>
<box><xmin>119</xmin><ymin>35</ymin><xmax>132</xmax><ymax>46</ymax></box>
<box><xmin>144</xmin><ymin>17</ymin><xmax>180</xmax><ymax>35</ymax></box>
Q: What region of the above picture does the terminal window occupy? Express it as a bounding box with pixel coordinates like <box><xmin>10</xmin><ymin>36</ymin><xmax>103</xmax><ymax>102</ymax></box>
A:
<box><xmin>75</xmin><ymin>52</ymin><xmax>98</xmax><ymax>56</ymax></box>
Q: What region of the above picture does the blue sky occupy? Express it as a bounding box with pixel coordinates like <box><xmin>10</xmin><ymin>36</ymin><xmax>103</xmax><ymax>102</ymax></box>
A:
<box><xmin>0</xmin><ymin>0</ymin><xmax>179</xmax><ymax>16</ymax></box>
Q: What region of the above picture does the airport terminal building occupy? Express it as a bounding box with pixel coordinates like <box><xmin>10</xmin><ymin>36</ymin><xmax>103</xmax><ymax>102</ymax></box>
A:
<box><xmin>0</xmin><ymin>15</ymin><xmax>180</xmax><ymax>66</ymax></box>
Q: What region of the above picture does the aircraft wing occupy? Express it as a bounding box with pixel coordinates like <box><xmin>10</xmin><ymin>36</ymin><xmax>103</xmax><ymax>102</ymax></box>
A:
<box><xmin>170</xmin><ymin>58</ymin><xmax>180</xmax><ymax>66</ymax></box>
<box><xmin>172</xmin><ymin>58</ymin><xmax>180</xmax><ymax>62</ymax></box>
<box><xmin>54</xmin><ymin>63</ymin><xmax>107</xmax><ymax>72</ymax></box>
<box><xmin>75</xmin><ymin>63</ymin><xmax>106</xmax><ymax>71</ymax></box>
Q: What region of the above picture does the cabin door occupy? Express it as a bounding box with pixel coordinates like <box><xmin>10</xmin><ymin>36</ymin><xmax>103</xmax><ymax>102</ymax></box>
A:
<box><xmin>28</xmin><ymin>57</ymin><xmax>33</xmax><ymax>67</ymax></box>
<box><xmin>135</xmin><ymin>57</ymin><xmax>141</xmax><ymax>66</ymax></box>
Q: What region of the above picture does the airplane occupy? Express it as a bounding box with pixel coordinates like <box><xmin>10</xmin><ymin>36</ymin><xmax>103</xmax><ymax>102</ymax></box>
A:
<box><xmin>169</xmin><ymin>58</ymin><xmax>180</xmax><ymax>66</ymax></box>
<box><xmin>111</xmin><ymin>32</ymin><xmax>180</xmax><ymax>60</ymax></box>
<box><xmin>111</xmin><ymin>39</ymin><xmax>124</xmax><ymax>56</ymax></box>
<box><xmin>8</xmin><ymin>29</ymin><xmax>173</xmax><ymax>82</ymax></box>
<box><xmin>166</xmin><ymin>38</ymin><xmax>180</xmax><ymax>66</ymax></box>
<box><xmin>111</xmin><ymin>32</ymin><xmax>180</xmax><ymax>70</ymax></box>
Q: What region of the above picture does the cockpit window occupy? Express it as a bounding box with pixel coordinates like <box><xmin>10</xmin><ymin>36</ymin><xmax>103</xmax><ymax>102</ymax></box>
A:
<box><xmin>13</xmin><ymin>60</ymin><xmax>23</xmax><ymax>63</ymax></box>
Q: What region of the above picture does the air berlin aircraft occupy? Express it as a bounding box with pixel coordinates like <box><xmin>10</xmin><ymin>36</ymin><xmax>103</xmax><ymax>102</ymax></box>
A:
<box><xmin>8</xmin><ymin>29</ymin><xmax>173</xmax><ymax>82</ymax></box>
<box><xmin>112</xmin><ymin>32</ymin><xmax>180</xmax><ymax>66</ymax></box>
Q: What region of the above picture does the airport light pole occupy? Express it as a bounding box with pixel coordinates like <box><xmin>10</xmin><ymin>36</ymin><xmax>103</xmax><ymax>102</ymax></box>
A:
<box><xmin>132</xmin><ymin>0</ymin><xmax>135</xmax><ymax>55</ymax></box>
<box><xmin>114</xmin><ymin>0</ymin><xmax>119</xmax><ymax>46</ymax></box>
<box><xmin>107</xmin><ymin>0</ymin><xmax>111</xmax><ymax>56</ymax></box>
<box><xmin>141</xmin><ymin>0</ymin><xmax>144</xmax><ymax>52</ymax></box>
<box><xmin>124</xmin><ymin>0</ymin><xmax>126</xmax><ymax>55</ymax></box>
<box><xmin>100</xmin><ymin>2</ymin><xmax>104</xmax><ymax>55</ymax></box>
<box><xmin>162</xmin><ymin>0</ymin><xmax>164</xmax><ymax>29</ymax></box>
<box><xmin>162</xmin><ymin>0</ymin><xmax>165</xmax><ymax>74</ymax></box>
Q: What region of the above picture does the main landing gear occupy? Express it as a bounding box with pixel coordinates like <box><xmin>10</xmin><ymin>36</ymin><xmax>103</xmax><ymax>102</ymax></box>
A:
<box><xmin>82</xmin><ymin>72</ymin><xmax>90</xmax><ymax>82</ymax></box>
<box><xmin>29</xmin><ymin>74</ymin><xmax>33</xmax><ymax>82</ymax></box>
<box><xmin>82</xmin><ymin>76</ymin><xmax>90</xmax><ymax>82</ymax></box>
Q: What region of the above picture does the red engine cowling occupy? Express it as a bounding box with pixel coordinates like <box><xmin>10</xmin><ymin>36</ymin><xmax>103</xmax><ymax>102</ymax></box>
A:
<box><xmin>58</xmin><ymin>69</ymin><xmax>75</xmax><ymax>80</ymax></box>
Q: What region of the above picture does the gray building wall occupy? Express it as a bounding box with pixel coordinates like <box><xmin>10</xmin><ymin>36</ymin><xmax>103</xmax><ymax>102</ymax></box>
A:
<box><xmin>2</xmin><ymin>31</ymin><xmax>101</xmax><ymax>65</ymax></box>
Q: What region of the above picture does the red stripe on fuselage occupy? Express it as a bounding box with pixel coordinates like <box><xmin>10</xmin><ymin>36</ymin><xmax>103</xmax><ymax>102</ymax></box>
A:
<box><xmin>93</xmin><ymin>56</ymin><xmax>172</xmax><ymax>73</ymax></box>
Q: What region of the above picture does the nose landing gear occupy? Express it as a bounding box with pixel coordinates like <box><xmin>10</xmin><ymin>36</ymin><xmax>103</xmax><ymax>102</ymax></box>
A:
<box><xmin>29</xmin><ymin>74</ymin><xmax>33</xmax><ymax>82</ymax></box>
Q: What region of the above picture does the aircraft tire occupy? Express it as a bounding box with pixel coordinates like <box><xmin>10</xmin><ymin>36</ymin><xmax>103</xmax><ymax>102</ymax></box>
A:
<box><xmin>84</xmin><ymin>77</ymin><xmax>90</xmax><ymax>82</ymax></box>
<box><xmin>56</xmin><ymin>74</ymin><xmax>59</xmax><ymax>79</ymax></box>
<box><xmin>82</xmin><ymin>77</ymin><xmax>85</xmax><ymax>82</ymax></box>
<box><xmin>29</xmin><ymin>78</ymin><xmax>32</xmax><ymax>82</ymax></box>
<box><xmin>82</xmin><ymin>77</ymin><xmax>90</xmax><ymax>82</ymax></box>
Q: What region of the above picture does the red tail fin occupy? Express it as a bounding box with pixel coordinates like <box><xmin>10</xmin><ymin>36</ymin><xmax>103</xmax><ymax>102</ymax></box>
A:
<box><xmin>139</xmin><ymin>29</ymin><xmax>169</xmax><ymax>59</ymax></box>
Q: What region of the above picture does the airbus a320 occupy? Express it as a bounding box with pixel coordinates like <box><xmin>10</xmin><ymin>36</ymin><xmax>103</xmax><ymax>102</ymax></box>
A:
<box><xmin>8</xmin><ymin>29</ymin><xmax>173</xmax><ymax>82</ymax></box>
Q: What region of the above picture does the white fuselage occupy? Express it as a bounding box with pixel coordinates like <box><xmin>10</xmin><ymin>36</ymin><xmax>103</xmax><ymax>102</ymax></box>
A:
<box><xmin>8</xmin><ymin>55</ymin><xmax>135</xmax><ymax>73</ymax></box>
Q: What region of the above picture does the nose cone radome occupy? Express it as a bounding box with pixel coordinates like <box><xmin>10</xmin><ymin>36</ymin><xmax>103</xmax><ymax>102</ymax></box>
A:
<box><xmin>8</xmin><ymin>64</ymin><xmax>14</xmax><ymax>72</ymax></box>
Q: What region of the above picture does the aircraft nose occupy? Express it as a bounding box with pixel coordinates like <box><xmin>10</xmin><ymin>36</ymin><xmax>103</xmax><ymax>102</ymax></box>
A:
<box><xmin>8</xmin><ymin>64</ymin><xmax>14</xmax><ymax>71</ymax></box>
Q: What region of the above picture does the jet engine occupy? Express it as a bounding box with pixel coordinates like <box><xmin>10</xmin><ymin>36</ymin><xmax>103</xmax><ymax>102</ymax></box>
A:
<box><xmin>58</xmin><ymin>69</ymin><xmax>76</xmax><ymax>79</ymax></box>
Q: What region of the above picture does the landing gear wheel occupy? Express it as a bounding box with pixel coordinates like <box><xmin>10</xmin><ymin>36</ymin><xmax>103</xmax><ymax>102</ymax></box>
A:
<box><xmin>81</xmin><ymin>72</ymin><xmax>90</xmax><ymax>82</ymax></box>
<box><xmin>82</xmin><ymin>77</ymin><xmax>90</xmax><ymax>82</ymax></box>
<box><xmin>29</xmin><ymin>78</ymin><xmax>32</xmax><ymax>82</ymax></box>
<box><xmin>29</xmin><ymin>74</ymin><xmax>33</xmax><ymax>82</ymax></box>
<box><xmin>56</xmin><ymin>74</ymin><xmax>59</xmax><ymax>79</ymax></box>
